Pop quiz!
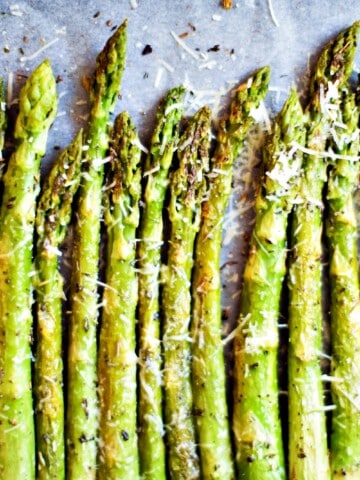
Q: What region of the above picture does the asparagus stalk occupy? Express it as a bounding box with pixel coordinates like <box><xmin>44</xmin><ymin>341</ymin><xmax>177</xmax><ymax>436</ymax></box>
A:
<box><xmin>191</xmin><ymin>66</ymin><xmax>270</xmax><ymax>480</ymax></box>
<box><xmin>0</xmin><ymin>59</ymin><xmax>57</xmax><ymax>480</ymax></box>
<box><xmin>162</xmin><ymin>105</ymin><xmax>211</xmax><ymax>479</ymax></box>
<box><xmin>66</xmin><ymin>21</ymin><xmax>127</xmax><ymax>479</ymax></box>
<box><xmin>233</xmin><ymin>89</ymin><xmax>305</xmax><ymax>479</ymax></box>
<box><xmin>137</xmin><ymin>85</ymin><xmax>185</xmax><ymax>480</ymax></box>
<box><xmin>34</xmin><ymin>130</ymin><xmax>83</xmax><ymax>480</ymax></box>
<box><xmin>326</xmin><ymin>91</ymin><xmax>360</xmax><ymax>479</ymax></box>
<box><xmin>287</xmin><ymin>21</ymin><xmax>360</xmax><ymax>480</ymax></box>
<box><xmin>0</xmin><ymin>77</ymin><xmax>6</xmax><ymax>172</ymax></box>
<box><xmin>97</xmin><ymin>112</ymin><xmax>142</xmax><ymax>479</ymax></box>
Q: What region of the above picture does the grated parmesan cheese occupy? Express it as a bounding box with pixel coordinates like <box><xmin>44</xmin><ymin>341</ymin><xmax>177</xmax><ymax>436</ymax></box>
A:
<box><xmin>268</xmin><ymin>0</ymin><xmax>280</xmax><ymax>27</ymax></box>
<box><xmin>20</xmin><ymin>37</ymin><xmax>59</xmax><ymax>63</ymax></box>
<box><xmin>157</xmin><ymin>58</ymin><xmax>174</xmax><ymax>73</ymax></box>
<box><xmin>132</xmin><ymin>137</ymin><xmax>149</xmax><ymax>154</ymax></box>
<box><xmin>154</xmin><ymin>67</ymin><xmax>164</xmax><ymax>88</ymax></box>
<box><xmin>9</xmin><ymin>4</ymin><xmax>23</xmax><ymax>16</ymax></box>
<box><xmin>291</xmin><ymin>140</ymin><xmax>360</xmax><ymax>162</ymax></box>
<box><xmin>170</xmin><ymin>30</ymin><xmax>200</xmax><ymax>60</ymax></box>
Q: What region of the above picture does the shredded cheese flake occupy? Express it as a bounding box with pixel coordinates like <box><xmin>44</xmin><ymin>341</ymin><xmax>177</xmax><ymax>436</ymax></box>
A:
<box><xmin>132</xmin><ymin>137</ymin><xmax>149</xmax><ymax>154</ymax></box>
<box><xmin>9</xmin><ymin>4</ymin><xmax>23</xmax><ymax>16</ymax></box>
<box><xmin>170</xmin><ymin>30</ymin><xmax>200</xmax><ymax>60</ymax></box>
<box><xmin>268</xmin><ymin>0</ymin><xmax>280</xmax><ymax>27</ymax></box>
<box><xmin>157</xmin><ymin>58</ymin><xmax>174</xmax><ymax>73</ymax></box>
<box><xmin>20</xmin><ymin>37</ymin><xmax>59</xmax><ymax>63</ymax></box>
<box><xmin>154</xmin><ymin>67</ymin><xmax>164</xmax><ymax>88</ymax></box>
<box><xmin>292</xmin><ymin>140</ymin><xmax>360</xmax><ymax>162</ymax></box>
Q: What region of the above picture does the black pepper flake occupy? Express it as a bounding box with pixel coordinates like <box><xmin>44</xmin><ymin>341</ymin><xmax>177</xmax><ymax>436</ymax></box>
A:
<box><xmin>188</xmin><ymin>22</ymin><xmax>196</xmax><ymax>31</ymax></box>
<box><xmin>230</xmin><ymin>48</ymin><xmax>235</xmax><ymax>55</ymax></box>
<box><xmin>143</xmin><ymin>72</ymin><xmax>149</xmax><ymax>79</ymax></box>
<box><xmin>56</xmin><ymin>75</ymin><xmax>63</xmax><ymax>84</ymax></box>
<box><xmin>18</xmin><ymin>47</ymin><xmax>24</xmax><ymax>55</ymax></box>
<box><xmin>54</xmin><ymin>145</ymin><xmax>61</xmax><ymax>150</ymax></box>
<box><xmin>208</xmin><ymin>44</ymin><xmax>220</xmax><ymax>52</ymax></box>
<box><xmin>93</xmin><ymin>11</ymin><xmax>100</xmax><ymax>18</ymax></box>
<box><xmin>106</xmin><ymin>20</ymin><xmax>113</xmax><ymax>27</ymax></box>
<box><xmin>142</xmin><ymin>44</ymin><xmax>153</xmax><ymax>55</ymax></box>
<box><xmin>79</xmin><ymin>433</ymin><xmax>95</xmax><ymax>443</ymax></box>
<box><xmin>3</xmin><ymin>46</ymin><xmax>10</xmax><ymax>54</ymax></box>
<box><xmin>23</xmin><ymin>36</ymin><xmax>28</xmax><ymax>43</ymax></box>
<box><xmin>121</xmin><ymin>430</ymin><xmax>129</xmax><ymax>441</ymax></box>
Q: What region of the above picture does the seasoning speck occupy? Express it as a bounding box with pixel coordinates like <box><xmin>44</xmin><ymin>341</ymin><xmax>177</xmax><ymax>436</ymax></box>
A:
<box><xmin>93</xmin><ymin>11</ymin><xmax>100</xmax><ymax>18</ymax></box>
<box><xmin>208</xmin><ymin>44</ymin><xmax>220</xmax><ymax>52</ymax></box>
<box><xmin>142</xmin><ymin>44</ymin><xmax>153</xmax><ymax>55</ymax></box>
<box><xmin>222</xmin><ymin>0</ymin><xmax>233</xmax><ymax>8</ymax></box>
<box><xmin>3</xmin><ymin>45</ymin><xmax>10</xmax><ymax>53</ymax></box>
<box><xmin>188</xmin><ymin>22</ymin><xmax>196</xmax><ymax>31</ymax></box>
<box><xmin>106</xmin><ymin>20</ymin><xmax>112</xmax><ymax>27</ymax></box>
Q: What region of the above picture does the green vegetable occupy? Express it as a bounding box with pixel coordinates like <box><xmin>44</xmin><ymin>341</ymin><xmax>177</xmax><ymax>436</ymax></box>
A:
<box><xmin>137</xmin><ymin>85</ymin><xmax>185</xmax><ymax>480</ymax></box>
<box><xmin>287</xmin><ymin>21</ymin><xmax>360</xmax><ymax>480</ymax></box>
<box><xmin>97</xmin><ymin>112</ymin><xmax>142</xmax><ymax>479</ymax></box>
<box><xmin>66</xmin><ymin>21</ymin><xmax>127</xmax><ymax>479</ymax></box>
<box><xmin>162</xmin><ymin>105</ymin><xmax>211</xmax><ymax>479</ymax></box>
<box><xmin>0</xmin><ymin>59</ymin><xmax>57</xmax><ymax>480</ymax></box>
<box><xmin>233</xmin><ymin>88</ymin><xmax>305</xmax><ymax>479</ymax></box>
<box><xmin>327</xmin><ymin>90</ymin><xmax>360</xmax><ymax>479</ymax></box>
<box><xmin>191</xmin><ymin>66</ymin><xmax>270</xmax><ymax>480</ymax></box>
<box><xmin>34</xmin><ymin>131</ymin><xmax>82</xmax><ymax>480</ymax></box>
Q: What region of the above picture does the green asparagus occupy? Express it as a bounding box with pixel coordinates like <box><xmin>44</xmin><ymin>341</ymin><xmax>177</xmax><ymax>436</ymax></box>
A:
<box><xmin>97</xmin><ymin>112</ymin><xmax>141</xmax><ymax>479</ymax></box>
<box><xmin>191</xmin><ymin>66</ymin><xmax>270</xmax><ymax>480</ymax></box>
<box><xmin>34</xmin><ymin>130</ymin><xmax>83</xmax><ymax>480</ymax></box>
<box><xmin>233</xmin><ymin>88</ymin><xmax>305</xmax><ymax>479</ymax></box>
<box><xmin>0</xmin><ymin>59</ymin><xmax>57</xmax><ymax>480</ymax></box>
<box><xmin>137</xmin><ymin>85</ymin><xmax>185</xmax><ymax>480</ymax></box>
<box><xmin>287</xmin><ymin>21</ymin><xmax>360</xmax><ymax>480</ymax></box>
<box><xmin>66</xmin><ymin>21</ymin><xmax>127</xmax><ymax>479</ymax></box>
<box><xmin>162</xmin><ymin>105</ymin><xmax>211</xmax><ymax>479</ymax></box>
<box><xmin>326</xmin><ymin>91</ymin><xmax>360</xmax><ymax>479</ymax></box>
<box><xmin>0</xmin><ymin>77</ymin><xmax>6</xmax><ymax>172</ymax></box>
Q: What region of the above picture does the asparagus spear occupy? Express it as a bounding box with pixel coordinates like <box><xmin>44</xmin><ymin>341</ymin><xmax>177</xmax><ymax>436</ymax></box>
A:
<box><xmin>137</xmin><ymin>85</ymin><xmax>185</xmax><ymax>480</ymax></box>
<box><xmin>233</xmin><ymin>88</ymin><xmax>305</xmax><ymax>479</ymax></box>
<box><xmin>191</xmin><ymin>66</ymin><xmax>270</xmax><ymax>480</ymax></box>
<box><xmin>34</xmin><ymin>130</ymin><xmax>83</xmax><ymax>480</ymax></box>
<box><xmin>326</xmin><ymin>91</ymin><xmax>360</xmax><ymax>479</ymax></box>
<box><xmin>0</xmin><ymin>59</ymin><xmax>57</xmax><ymax>480</ymax></box>
<box><xmin>287</xmin><ymin>22</ymin><xmax>360</xmax><ymax>480</ymax></box>
<box><xmin>0</xmin><ymin>77</ymin><xmax>6</xmax><ymax>172</ymax></box>
<box><xmin>162</xmin><ymin>105</ymin><xmax>211</xmax><ymax>479</ymax></box>
<box><xmin>97</xmin><ymin>112</ymin><xmax>142</xmax><ymax>479</ymax></box>
<box><xmin>66</xmin><ymin>21</ymin><xmax>127</xmax><ymax>479</ymax></box>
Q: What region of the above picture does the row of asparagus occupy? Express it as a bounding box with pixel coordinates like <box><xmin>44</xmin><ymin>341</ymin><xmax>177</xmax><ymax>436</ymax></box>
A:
<box><xmin>0</xmin><ymin>16</ymin><xmax>359</xmax><ymax>480</ymax></box>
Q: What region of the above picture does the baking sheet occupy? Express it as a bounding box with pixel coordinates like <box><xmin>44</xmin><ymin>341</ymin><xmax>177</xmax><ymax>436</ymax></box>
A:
<box><xmin>1</xmin><ymin>0</ymin><xmax>360</xmax><ymax>354</ymax></box>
